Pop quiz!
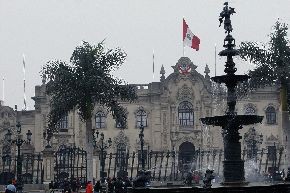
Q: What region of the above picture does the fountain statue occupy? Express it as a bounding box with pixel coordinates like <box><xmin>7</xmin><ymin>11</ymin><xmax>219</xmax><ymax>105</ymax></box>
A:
<box><xmin>200</xmin><ymin>2</ymin><xmax>263</xmax><ymax>185</ymax></box>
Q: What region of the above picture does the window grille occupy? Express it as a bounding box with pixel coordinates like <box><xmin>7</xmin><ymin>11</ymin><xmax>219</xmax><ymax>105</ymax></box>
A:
<box><xmin>178</xmin><ymin>101</ymin><xmax>194</xmax><ymax>126</ymax></box>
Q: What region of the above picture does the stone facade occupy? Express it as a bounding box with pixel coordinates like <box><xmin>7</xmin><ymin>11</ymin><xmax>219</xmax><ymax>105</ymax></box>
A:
<box><xmin>0</xmin><ymin>57</ymin><xmax>288</xmax><ymax>181</ymax></box>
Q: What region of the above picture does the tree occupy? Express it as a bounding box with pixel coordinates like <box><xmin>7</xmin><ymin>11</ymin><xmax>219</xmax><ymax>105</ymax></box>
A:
<box><xmin>239</xmin><ymin>21</ymin><xmax>290</xmax><ymax>113</ymax></box>
<box><xmin>42</xmin><ymin>41</ymin><xmax>137</xmax><ymax>180</ymax></box>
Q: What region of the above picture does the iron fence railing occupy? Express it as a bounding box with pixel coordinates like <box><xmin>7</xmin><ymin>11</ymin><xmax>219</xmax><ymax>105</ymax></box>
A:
<box><xmin>98</xmin><ymin>149</ymin><xmax>224</xmax><ymax>181</ymax></box>
<box><xmin>97</xmin><ymin>146</ymin><xmax>285</xmax><ymax>182</ymax></box>
<box><xmin>54</xmin><ymin>145</ymin><xmax>87</xmax><ymax>187</ymax></box>
<box><xmin>1</xmin><ymin>145</ymin><xmax>280</xmax><ymax>186</ymax></box>
<box><xmin>0</xmin><ymin>153</ymin><xmax>43</xmax><ymax>185</ymax></box>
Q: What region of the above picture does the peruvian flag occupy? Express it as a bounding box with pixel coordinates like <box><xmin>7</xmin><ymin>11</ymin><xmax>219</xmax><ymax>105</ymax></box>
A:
<box><xmin>183</xmin><ymin>18</ymin><xmax>200</xmax><ymax>51</ymax></box>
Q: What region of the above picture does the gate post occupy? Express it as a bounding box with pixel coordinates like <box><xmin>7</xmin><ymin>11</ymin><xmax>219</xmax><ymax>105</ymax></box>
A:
<box><xmin>42</xmin><ymin>147</ymin><xmax>55</xmax><ymax>183</ymax></box>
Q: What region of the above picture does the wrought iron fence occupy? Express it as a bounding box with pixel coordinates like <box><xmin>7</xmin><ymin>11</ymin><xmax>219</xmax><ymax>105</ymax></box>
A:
<box><xmin>98</xmin><ymin>149</ymin><xmax>224</xmax><ymax>182</ymax></box>
<box><xmin>242</xmin><ymin>146</ymin><xmax>285</xmax><ymax>175</ymax></box>
<box><xmin>0</xmin><ymin>153</ymin><xmax>43</xmax><ymax>185</ymax></box>
<box><xmin>54</xmin><ymin>145</ymin><xmax>87</xmax><ymax>187</ymax></box>
<box><xmin>0</xmin><ymin>145</ymin><xmax>280</xmax><ymax>186</ymax></box>
<box><xmin>98</xmin><ymin>146</ymin><xmax>285</xmax><ymax>182</ymax></box>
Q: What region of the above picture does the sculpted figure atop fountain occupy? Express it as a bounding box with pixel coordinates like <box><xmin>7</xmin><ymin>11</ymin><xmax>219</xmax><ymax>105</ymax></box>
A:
<box><xmin>219</xmin><ymin>2</ymin><xmax>236</xmax><ymax>33</ymax></box>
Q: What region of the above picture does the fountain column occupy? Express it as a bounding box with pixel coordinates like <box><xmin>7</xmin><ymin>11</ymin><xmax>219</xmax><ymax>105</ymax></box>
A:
<box><xmin>223</xmin><ymin>123</ymin><xmax>245</xmax><ymax>182</ymax></box>
<box><xmin>200</xmin><ymin>2</ymin><xmax>263</xmax><ymax>184</ymax></box>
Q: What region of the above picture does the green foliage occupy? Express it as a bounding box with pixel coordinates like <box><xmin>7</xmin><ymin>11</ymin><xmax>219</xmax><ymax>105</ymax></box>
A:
<box><xmin>42</xmin><ymin>41</ymin><xmax>137</xmax><ymax>130</ymax></box>
<box><xmin>239</xmin><ymin>21</ymin><xmax>290</xmax><ymax>112</ymax></box>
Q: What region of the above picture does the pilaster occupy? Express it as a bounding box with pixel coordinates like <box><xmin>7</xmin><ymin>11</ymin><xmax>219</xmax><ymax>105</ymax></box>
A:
<box><xmin>42</xmin><ymin>147</ymin><xmax>55</xmax><ymax>183</ymax></box>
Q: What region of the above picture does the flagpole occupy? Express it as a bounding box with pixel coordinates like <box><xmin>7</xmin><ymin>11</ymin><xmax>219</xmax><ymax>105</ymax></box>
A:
<box><xmin>183</xmin><ymin>42</ymin><xmax>185</xmax><ymax>56</ymax></box>
<box><xmin>23</xmin><ymin>54</ymin><xmax>27</xmax><ymax>111</ymax></box>
<box><xmin>2</xmin><ymin>77</ymin><xmax>4</xmax><ymax>105</ymax></box>
<box><xmin>182</xmin><ymin>17</ymin><xmax>185</xmax><ymax>56</ymax></box>
<box><xmin>215</xmin><ymin>43</ymin><xmax>217</xmax><ymax>76</ymax></box>
<box><xmin>153</xmin><ymin>49</ymin><xmax>155</xmax><ymax>80</ymax></box>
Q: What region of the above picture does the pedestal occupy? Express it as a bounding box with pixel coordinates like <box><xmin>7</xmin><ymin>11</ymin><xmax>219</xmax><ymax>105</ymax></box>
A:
<box><xmin>42</xmin><ymin>147</ymin><xmax>55</xmax><ymax>183</ymax></box>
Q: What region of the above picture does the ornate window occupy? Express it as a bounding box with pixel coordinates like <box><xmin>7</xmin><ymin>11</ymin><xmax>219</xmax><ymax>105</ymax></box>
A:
<box><xmin>95</xmin><ymin>111</ymin><xmax>106</xmax><ymax>129</ymax></box>
<box><xmin>136</xmin><ymin>109</ymin><xmax>148</xmax><ymax>127</ymax></box>
<box><xmin>116</xmin><ymin>143</ymin><xmax>126</xmax><ymax>167</ymax></box>
<box><xmin>56</xmin><ymin>113</ymin><xmax>68</xmax><ymax>131</ymax></box>
<box><xmin>245</xmin><ymin>105</ymin><xmax>256</xmax><ymax>115</ymax></box>
<box><xmin>265</xmin><ymin>106</ymin><xmax>276</xmax><ymax>124</ymax></box>
<box><xmin>178</xmin><ymin>101</ymin><xmax>194</xmax><ymax>126</ymax></box>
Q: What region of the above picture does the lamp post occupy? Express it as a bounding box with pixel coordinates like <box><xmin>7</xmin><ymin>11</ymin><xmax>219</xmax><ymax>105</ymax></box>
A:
<box><xmin>43</xmin><ymin>127</ymin><xmax>53</xmax><ymax>148</ymax></box>
<box><xmin>133</xmin><ymin>122</ymin><xmax>151</xmax><ymax>188</ymax></box>
<box><xmin>139</xmin><ymin>123</ymin><xmax>145</xmax><ymax>171</ymax></box>
<box><xmin>5</xmin><ymin>122</ymin><xmax>32</xmax><ymax>193</ymax></box>
<box><xmin>93</xmin><ymin>130</ymin><xmax>112</xmax><ymax>183</ymax></box>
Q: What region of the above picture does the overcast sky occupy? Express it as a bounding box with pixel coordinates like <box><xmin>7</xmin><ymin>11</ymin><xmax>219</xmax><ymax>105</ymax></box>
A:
<box><xmin>0</xmin><ymin>0</ymin><xmax>290</xmax><ymax>109</ymax></box>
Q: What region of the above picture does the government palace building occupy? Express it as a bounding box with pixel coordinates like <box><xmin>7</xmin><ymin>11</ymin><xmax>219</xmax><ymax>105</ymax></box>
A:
<box><xmin>0</xmin><ymin>56</ymin><xmax>288</xmax><ymax>184</ymax></box>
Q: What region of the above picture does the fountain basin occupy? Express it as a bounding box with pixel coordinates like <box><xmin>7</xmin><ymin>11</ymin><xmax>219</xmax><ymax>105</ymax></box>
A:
<box><xmin>200</xmin><ymin>115</ymin><xmax>263</xmax><ymax>127</ymax></box>
<box><xmin>211</xmin><ymin>74</ymin><xmax>249</xmax><ymax>85</ymax></box>
<box><xmin>128</xmin><ymin>182</ymin><xmax>290</xmax><ymax>193</ymax></box>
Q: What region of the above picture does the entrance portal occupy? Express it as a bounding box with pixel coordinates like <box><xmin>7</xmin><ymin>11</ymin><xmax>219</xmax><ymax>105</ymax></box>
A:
<box><xmin>178</xmin><ymin>142</ymin><xmax>195</xmax><ymax>172</ymax></box>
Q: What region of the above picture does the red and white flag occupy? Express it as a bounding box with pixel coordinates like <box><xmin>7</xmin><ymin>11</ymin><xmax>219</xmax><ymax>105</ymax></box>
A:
<box><xmin>183</xmin><ymin>18</ymin><xmax>200</xmax><ymax>51</ymax></box>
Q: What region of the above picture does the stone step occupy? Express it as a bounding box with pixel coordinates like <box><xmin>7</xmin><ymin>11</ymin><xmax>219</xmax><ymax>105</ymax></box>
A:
<box><xmin>24</xmin><ymin>191</ymin><xmax>45</xmax><ymax>193</ymax></box>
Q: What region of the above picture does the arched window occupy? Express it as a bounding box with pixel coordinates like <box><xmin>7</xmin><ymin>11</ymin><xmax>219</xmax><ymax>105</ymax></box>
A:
<box><xmin>266</xmin><ymin>106</ymin><xmax>276</xmax><ymax>124</ymax></box>
<box><xmin>178</xmin><ymin>101</ymin><xmax>194</xmax><ymax>126</ymax></box>
<box><xmin>56</xmin><ymin>113</ymin><xmax>68</xmax><ymax>131</ymax></box>
<box><xmin>95</xmin><ymin>111</ymin><xmax>106</xmax><ymax>129</ymax></box>
<box><xmin>136</xmin><ymin>109</ymin><xmax>147</xmax><ymax>127</ymax></box>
